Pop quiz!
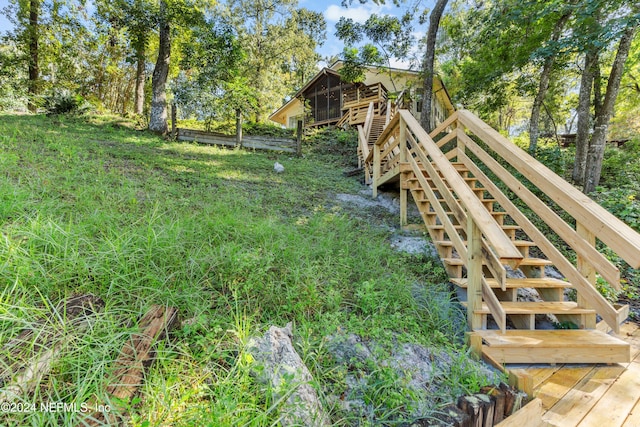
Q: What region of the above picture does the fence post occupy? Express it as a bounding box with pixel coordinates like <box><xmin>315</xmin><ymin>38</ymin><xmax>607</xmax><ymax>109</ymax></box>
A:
<box><xmin>235</xmin><ymin>108</ymin><xmax>243</xmax><ymax>148</ymax></box>
<box><xmin>171</xmin><ymin>103</ymin><xmax>177</xmax><ymax>139</ymax></box>
<box><xmin>296</xmin><ymin>120</ymin><xmax>303</xmax><ymax>157</ymax></box>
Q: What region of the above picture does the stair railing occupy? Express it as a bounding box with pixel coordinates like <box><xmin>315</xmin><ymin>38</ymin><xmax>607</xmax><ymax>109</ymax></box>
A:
<box><xmin>429</xmin><ymin>109</ymin><xmax>640</xmax><ymax>333</ymax></box>
<box><xmin>356</xmin><ymin>102</ymin><xmax>376</xmax><ymax>184</ymax></box>
<box><xmin>373</xmin><ymin>110</ymin><xmax>525</xmax><ymax>331</ymax></box>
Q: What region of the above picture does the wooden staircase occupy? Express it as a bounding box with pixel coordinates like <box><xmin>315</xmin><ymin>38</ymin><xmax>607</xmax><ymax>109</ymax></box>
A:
<box><xmin>361</xmin><ymin>109</ymin><xmax>640</xmax><ymax>365</ymax></box>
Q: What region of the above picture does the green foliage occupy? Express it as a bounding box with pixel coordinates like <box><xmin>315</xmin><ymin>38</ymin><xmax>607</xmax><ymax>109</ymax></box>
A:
<box><xmin>0</xmin><ymin>40</ymin><xmax>27</xmax><ymax>111</ymax></box>
<box><xmin>43</xmin><ymin>89</ymin><xmax>92</xmax><ymax>115</ymax></box>
<box><xmin>594</xmin><ymin>188</ymin><xmax>640</xmax><ymax>232</ymax></box>
<box><xmin>305</xmin><ymin>127</ymin><xmax>359</xmax><ymax>166</ymax></box>
<box><xmin>242</xmin><ymin>121</ymin><xmax>294</xmax><ymax>137</ymax></box>
<box><xmin>553</xmin><ymin>321</ymin><xmax>579</xmax><ymax>329</ymax></box>
<box><xmin>335</xmin><ymin>12</ymin><xmax>412</xmax><ymax>84</ymax></box>
<box><xmin>220</xmin><ymin>0</ymin><xmax>326</xmax><ymax>122</ymax></box>
<box><xmin>599</xmin><ymin>140</ymin><xmax>640</xmax><ymax>192</ymax></box>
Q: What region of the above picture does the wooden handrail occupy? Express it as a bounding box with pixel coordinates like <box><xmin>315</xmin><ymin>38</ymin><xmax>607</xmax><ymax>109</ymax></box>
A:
<box><xmin>363</xmin><ymin>102</ymin><xmax>375</xmax><ymax>141</ymax></box>
<box><xmin>457</xmin><ymin>129</ymin><xmax>621</xmax><ymax>289</ymax></box>
<box><xmin>458</xmin><ymin>149</ymin><xmax>622</xmax><ymax>333</ymax></box>
<box><xmin>429</xmin><ymin>110</ymin><xmax>459</xmax><ymax>138</ymax></box>
<box><xmin>398</xmin><ymin>110</ymin><xmax>523</xmax><ymax>264</ymax></box>
<box><xmin>457</xmin><ymin>109</ymin><xmax>640</xmax><ymax>269</ymax></box>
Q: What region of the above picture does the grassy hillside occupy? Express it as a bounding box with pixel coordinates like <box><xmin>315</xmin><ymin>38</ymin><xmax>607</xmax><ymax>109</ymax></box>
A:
<box><xmin>0</xmin><ymin>114</ymin><xmax>496</xmax><ymax>426</ymax></box>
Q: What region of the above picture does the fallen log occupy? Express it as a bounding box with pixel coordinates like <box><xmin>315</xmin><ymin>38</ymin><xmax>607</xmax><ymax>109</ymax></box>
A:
<box><xmin>81</xmin><ymin>305</ymin><xmax>179</xmax><ymax>426</ymax></box>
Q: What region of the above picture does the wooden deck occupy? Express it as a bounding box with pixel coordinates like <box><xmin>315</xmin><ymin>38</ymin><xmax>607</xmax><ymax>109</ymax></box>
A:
<box><xmin>505</xmin><ymin>321</ymin><xmax>640</xmax><ymax>426</ymax></box>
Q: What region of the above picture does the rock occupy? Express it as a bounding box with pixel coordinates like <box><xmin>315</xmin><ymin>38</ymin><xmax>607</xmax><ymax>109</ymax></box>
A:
<box><xmin>248</xmin><ymin>323</ymin><xmax>329</xmax><ymax>427</ymax></box>
<box><xmin>544</xmin><ymin>266</ymin><xmax>565</xmax><ymax>280</ymax></box>
<box><xmin>325</xmin><ymin>331</ymin><xmax>501</xmax><ymax>422</ymax></box>
<box><xmin>389</xmin><ymin>235</ymin><xmax>439</xmax><ymax>258</ymax></box>
<box><xmin>325</xmin><ymin>332</ymin><xmax>372</xmax><ymax>364</ymax></box>
<box><xmin>274</xmin><ymin>162</ymin><xmax>284</xmax><ymax>173</ymax></box>
<box><xmin>505</xmin><ymin>265</ymin><xmax>527</xmax><ymax>279</ymax></box>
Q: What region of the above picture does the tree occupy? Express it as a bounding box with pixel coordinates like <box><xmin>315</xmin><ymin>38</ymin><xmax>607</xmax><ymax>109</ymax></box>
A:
<box><xmin>583</xmin><ymin>24</ymin><xmax>638</xmax><ymax>193</ymax></box>
<box><xmin>149</xmin><ymin>0</ymin><xmax>170</xmax><ymax>133</ymax></box>
<box><xmin>572</xmin><ymin>49</ymin><xmax>598</xmax><ymax>184</ymax></box>
<box><xmin>221</xmin><ymin>0</ymin><xmax>326</xmax><ymax>122</ymax></box>
<box><xmin>335</xmin><ymin>13</ymin><xmax>412</xmax><ymax>87</ymax></box>
<box><xmin>27</xmin><ymin>0</ymin><xmax>39</xmax><ymax>112</ymax></box>
<box><xmin>173</xmin><ymin>21</ymin><xmax>254</xmax><ymax>127</ymax></box>
<box><xmin>420</xmin><ymin>0</ymin><xmax>448</xmax><ymax>132</ymax></box>
<box><xmin>529</xmin><ymin>8</ymin><xmax>573</xmax><ymax>154</ymax></box>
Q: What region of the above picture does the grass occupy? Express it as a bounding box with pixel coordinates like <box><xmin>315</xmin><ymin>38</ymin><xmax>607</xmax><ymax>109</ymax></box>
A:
<box><xmin>0</xmin><ymin>113</ymin><xmax>498</xmax><ymax>426</ymax></box>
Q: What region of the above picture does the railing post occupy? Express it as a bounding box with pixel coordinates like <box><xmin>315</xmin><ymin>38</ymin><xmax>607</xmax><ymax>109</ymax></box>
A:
<box><xmin>399</xmin><ymin>115</ymin><xmax>408</xmax><ymax>226</ymax></box>
<box><xmin>467</xmin><ymin>218</ymin><xmax>484</xmax><ymax>330</ymax></box>
<box><xmin>373</xmin><ymin>140</ymin><xmax>380</xmax><ymax>198</ymax></box>
<box><xmin>576</xmin><ymin>222</ymin><xmax>597</xmax><ymax>329</ymax></box>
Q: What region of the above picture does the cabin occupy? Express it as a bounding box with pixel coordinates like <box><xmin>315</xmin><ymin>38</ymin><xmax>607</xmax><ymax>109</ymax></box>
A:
<box><xmin>269</xmin><ymin>61</ymin><xmax>455</xmax><ymax>129</ymax></box>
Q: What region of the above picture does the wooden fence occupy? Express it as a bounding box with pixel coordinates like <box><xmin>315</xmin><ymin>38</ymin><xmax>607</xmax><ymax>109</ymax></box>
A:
<box><xmin>176</xmin><ymin>128</ymin><xmax>299</xmax><ymax>154</ymax></box>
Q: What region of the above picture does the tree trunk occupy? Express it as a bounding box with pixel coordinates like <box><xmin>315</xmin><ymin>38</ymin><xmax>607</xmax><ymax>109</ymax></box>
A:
<box><xmin>27</xmin><ymin>0</ymin><xmax>39</xmax><ymax>112</ymax></box>
<box><xmin>134</xmin><ymin>47</ymin><xmax>145</xmax><ymax>115</ymax></box>
<box><xmin>149</xmin><ymin>0</ymin><xmax>170</xmax><ymax>134</ymax></box>
<box><xmin>583</xmin><ymin>26</ymin><xmax>637</xmax><ymax>194</ymax></box>
<box><xmin>419</xmin><ymin>0</ymin><xmax>448</xmax><ymax>133</ymax></box>
<box><xmin>593</xmin><ymin>62</ymin><xmax>603</xmax><ymax>119</ymax></box>
<box><xmin>572</xmin><ymin>50</ymin><xmax>598</xmax><ymax>185</ymax></box>
<box><xmin>528</xmin><ymin>12</ymin><xmax>571</xmax><ymax>154</ymax></box>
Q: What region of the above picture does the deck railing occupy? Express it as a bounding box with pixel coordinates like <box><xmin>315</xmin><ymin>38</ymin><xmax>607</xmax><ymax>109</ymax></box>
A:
<box><xmin>370</xmin><ymin>109</ymin><xmax>640</xmax><ymax>333</ymax></box>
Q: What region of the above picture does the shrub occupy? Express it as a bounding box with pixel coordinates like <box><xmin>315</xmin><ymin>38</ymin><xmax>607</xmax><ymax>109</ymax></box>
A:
<box><xmin>43</xmin><ymin>89</ymin><xmax>92</xmax><ymax>115</ymax></box>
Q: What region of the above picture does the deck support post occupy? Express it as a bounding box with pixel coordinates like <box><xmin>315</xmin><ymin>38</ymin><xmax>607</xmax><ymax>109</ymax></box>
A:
<box><xmin>399</xmin><ymin>116</ymin><xmax>408</xmax><ymax>226</ymax></box>
<box><xmin>467</xmin><ymin>218</ymin><xmax>483</xmax><ymax>330</ymax></box>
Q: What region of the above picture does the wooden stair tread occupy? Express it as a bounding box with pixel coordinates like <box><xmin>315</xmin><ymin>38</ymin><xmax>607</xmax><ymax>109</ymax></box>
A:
<box><xmin>474</xmin><ymin>329</ymin><xmax>629</xmax><ymax>349</ymax></box>
<box><xmin>443</xmin><ymin>257</ymin><xmax>552</xmax><ymax>266</ymax></box>
<box><xmin>436</xmin><ymin>240</ymin><xmax>535</xmax><ymax>247</ymax></box>
<box><xmin>451</xmin><ymin>277</ymin><xmax>571</xmax><ymax>289</ymax></box>
<box><xmin>464</xmin><ymin>301</ymin><xmax>595</xmax><ymax>315</ymax></box>
<box><xmin>428</xmin><ymin>224</ymin><xmax>519</xmax><ymax>231</ymax></box>
<box><xmin>495</xmin><ymin>301</ymin><xmax>594</xmax><ymax>314</ymax></box>
<box><xmin>475</xmin><ymin>330</ymin><xmax>631</xmax><ymax>364</ymax></box>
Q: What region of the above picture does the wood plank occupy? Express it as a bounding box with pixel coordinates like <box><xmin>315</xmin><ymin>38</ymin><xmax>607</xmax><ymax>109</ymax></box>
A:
<box><xmin>452</xmin><ymin>278</ymin><xmax>572</xmax><ymax>289</ymax></box>
<box><xmin>622</xmin><ymin>398</ymin><xmax>640</xmax><ymax>427</ymax></box>
<box><xmin>457</xmin><ymin>109</ymin><xmax>640</xmax><ymax>269</ymax></box>
<box><xmin>543</xmin><ymin>364</ymin><xmax>628</xmax><ymax>427</ymax></box>
<box><xmin>480</xmin><ymin>330</ymin><xmax>630</xmax><ymax>348</ymax></box>
<box><xmin>473</xmin><ymin>301</ymin><xmax>594</xmax><ymax>315</ymax></box>
<box><xmin>526</xmin><ymin>365</ymin><xmax>564</xmax><ymax>390</ymax></box>
<box><xmin>535</xmin><ymin>366</ymin><xmax>596</xmax><ymax>410</ymax></box>
<box><xmin>429</xmin><ymin>110</ymin><xmax>459</xmax><ymax>138</ymax></box>
<box><xmin>83</xmin><ymin>305</ymin><xmax>180</xmax><ymax>426</ymax></box>
<box><xmin>496</xmin><ymin>398</ymin><xmax>545</xmax><ymax>427</ymax></box>
<box><xmin>483</xmin><ymin>277</ymin><xmax>507</xmax><ymax>333</ymax></box>
<box><xmin>576</xmin><ymin>360</ymin><xmax>640</xmax><ymax>427</ymax></box>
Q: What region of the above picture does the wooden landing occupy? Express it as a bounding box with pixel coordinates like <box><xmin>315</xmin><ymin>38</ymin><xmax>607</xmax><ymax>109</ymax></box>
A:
<box><xmin>506</xmin><ymin>321</ymin><xmax>640</xmax><ymax>427</ymax></box>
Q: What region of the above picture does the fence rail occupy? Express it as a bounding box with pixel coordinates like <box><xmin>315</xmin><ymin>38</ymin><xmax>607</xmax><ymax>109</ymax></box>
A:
<box><xmin>177</xmin><ymin>128</ymin><xmax>298</xmax><ymax>153</ymax></box>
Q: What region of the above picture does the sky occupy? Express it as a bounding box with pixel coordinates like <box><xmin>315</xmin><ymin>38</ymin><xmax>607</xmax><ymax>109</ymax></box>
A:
<box><xmin>0</xmin><ymin>0</ymin><xmax>432</xmax><ymax>65</ymax></box>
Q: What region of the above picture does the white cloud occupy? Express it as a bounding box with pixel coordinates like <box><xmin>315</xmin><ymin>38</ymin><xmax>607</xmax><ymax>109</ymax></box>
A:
<box><xmin>323</xmin><ymin>3</ymin><xmax>391</xmax><ymax>24</ymax></box>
